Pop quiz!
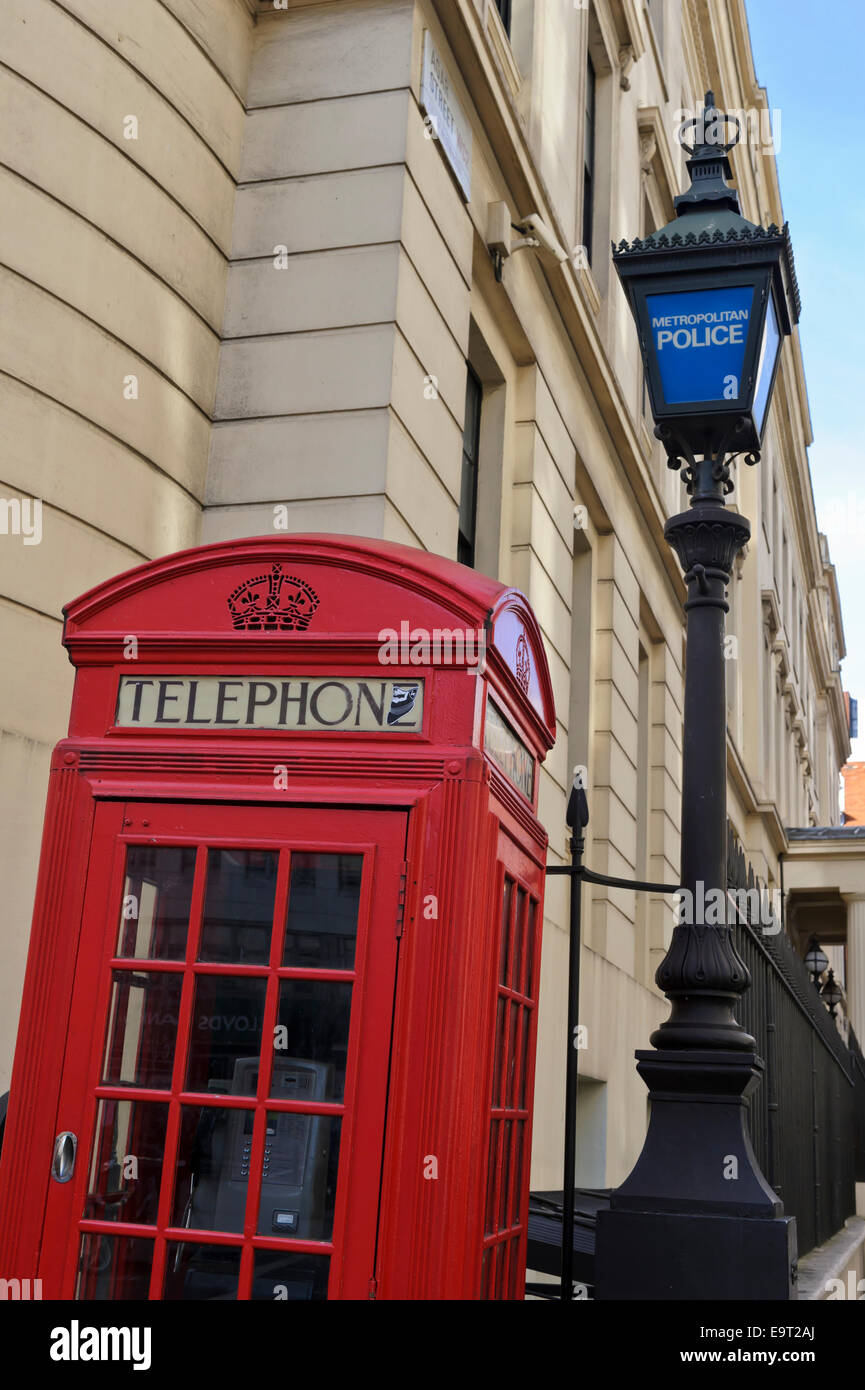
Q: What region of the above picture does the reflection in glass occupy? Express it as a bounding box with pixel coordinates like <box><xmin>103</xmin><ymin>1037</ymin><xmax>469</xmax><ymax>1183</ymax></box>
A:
<box><xmin>251</xmin><ymin>1250</ymin><xmax>329</xmax><ymax>1301</ymax></box>
<box><xmin>514</xmin><ymin>888</ymin><xmax>527</xmax><ymax>995</ymax></box>
<box><xmin>273</xmin><ymin>980</ymin><xmax>352</xmax><ymax>1101</ymax></box>
<box><xmin>198</xmin><ymin>850</ymin><xmax>278</xmax><ymax>965</ymax></box>
<box><xmin>485</xmin><ymin>1121</ymin><xmax>499</xmax><ymax>1236</ymax></box>
<box><xmin>75</xmin><ymin>1233</ymin><xmax>153</xmax><ymax>1300</ymax></box>
<box><xmin>282</xmin><ymin>853</ymin><xmax>362</xmax><ymax>968</ymax></box>
<box><xmin>507</xmin><ymin>1002</ymin><xmax>520</xmax><ymax>1107</ymax></box>
<box><xmin>493</xmin><ymin>997</ymin><xmax>506</xmax><ymax>1109</ymax></box>
<box><xmin>85</xmin><ymin>1099</ymin><xmax>168</xmax><ymax>1226</ymax></box>
<box><xmin>481</xmin><ymin>1243</ymin><xmax>493</xmax><ymax>1298</ymax></box>
<box><xmin>511</xmin><ymin>1123</ymin><xmax>524</xmax><ymax>1227</ymax></box>
<box><xmin>519</xmin><ymin>1007</ymin><xmax>531</xmax><ymax>1109</ymax></box>
<box><xmin>172</xmin><ymin>1106</ymin><xmax>251</xmax><ymax>1235</ymax></box>
<box><xmin>524</xmin><ymin>899</ymin><xmax>536</xmax><ymax>999</ymax></box>
<box><xmin>256</xmin><ymin>1111</ymin><xmax>340</xmax><ymax>1241</ymax></box>
<box><xmin>185</xmin><ymin>976</ymin><xmax>267</xmax><ymax>1094</ymax></box>
<box><xmin>163</xmin><ymin>1242</ymin><xmax>241</xmax><ymax>1300</ymax></box>
<box><xmin>116</xmin><ymin>846</ymin><xmax>196</xmax><ymax>960</ymax></box>
<box><xmin>498</xmin><ymin>1120</ymin><xmax>512</xmax><ymax>1231</ymax></box>
<box><xmin>102</xmin><ymin>971</ymin><xmax>183</xmax><ymax>1090</ymax></box>
<box><xmin>499</xmin><ymin>879</ymin><xmax>513</xmax><ymax>987</ymax></box>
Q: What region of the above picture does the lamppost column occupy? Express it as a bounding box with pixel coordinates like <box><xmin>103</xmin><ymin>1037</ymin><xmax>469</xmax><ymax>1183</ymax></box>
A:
<box><xmin>654</xmin><ymin>465</ymin><xmax>753</xmax><ymax>1051</ymax></box>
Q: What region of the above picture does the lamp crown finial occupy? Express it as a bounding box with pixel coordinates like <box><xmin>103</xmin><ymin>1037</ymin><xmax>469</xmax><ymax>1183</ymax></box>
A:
<box><xmin>674</xmin><ymin>90</ymin><xmax>742</xmax><ymax>215</ymax></box>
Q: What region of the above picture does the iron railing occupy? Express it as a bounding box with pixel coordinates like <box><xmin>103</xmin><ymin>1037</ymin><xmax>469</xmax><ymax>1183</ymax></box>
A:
<box><xmin>727</xmin><ymin>826</ymin><xmax>865</xmax><ymax>1255</ymax></box>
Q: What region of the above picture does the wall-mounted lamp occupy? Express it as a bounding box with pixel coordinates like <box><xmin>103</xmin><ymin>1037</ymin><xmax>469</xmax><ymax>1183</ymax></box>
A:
<box><xmin>487</xmin><ymin>203</ymin><xmax>569</xmax><ymax>281</ymax></box>
<box><xmin>804</xmin><ymin>935</ymin><xmax>828</xmax><ymax>986</ymax></box>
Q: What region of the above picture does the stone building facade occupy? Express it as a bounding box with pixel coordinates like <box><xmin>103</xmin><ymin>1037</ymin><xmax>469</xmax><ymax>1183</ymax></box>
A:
<box><xmin>0</xmin><ymin>0</ymin><xmax>857</xmax><ymax>1197</ymax></box>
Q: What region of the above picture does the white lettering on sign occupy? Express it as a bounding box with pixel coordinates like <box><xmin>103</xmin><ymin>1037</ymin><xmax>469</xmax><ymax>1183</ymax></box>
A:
<box><xmin>115</xmin><ymin>676</ymin><xmax>424</xmax><ymax>732</ymax></box>
<box><xmin>652</xmin><ymin>308</ymin><xmax>748</xmax><ymax>350</ymax></box>
<box><xmin>419</xmin><ymin>31</ymin><xmax>472</xmax><ymax>200</ymax></box>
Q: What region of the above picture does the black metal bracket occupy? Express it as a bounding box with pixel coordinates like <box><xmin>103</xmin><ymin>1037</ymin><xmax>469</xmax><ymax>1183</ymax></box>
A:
<box><xmin>546</xmin><ymin>863</ymin><xmax>680</xmax><ymax>894</ymax></box>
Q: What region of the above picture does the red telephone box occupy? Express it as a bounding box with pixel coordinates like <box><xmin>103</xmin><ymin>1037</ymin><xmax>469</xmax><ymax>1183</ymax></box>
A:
<box><xmin>0</xmin><ymin>535</ymin><xmax>555</xmax><ymax>1300</ymax></box>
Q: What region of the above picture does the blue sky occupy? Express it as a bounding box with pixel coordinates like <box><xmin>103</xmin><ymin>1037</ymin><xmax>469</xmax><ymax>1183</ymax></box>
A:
<box><xmin>744</xmin><ymin>1</ymin><xmax>865</xmax><ymax>768</ymax></box>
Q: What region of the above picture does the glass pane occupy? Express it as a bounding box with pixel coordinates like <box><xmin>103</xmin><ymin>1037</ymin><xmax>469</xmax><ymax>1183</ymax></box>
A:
<box><xmin>514</xmin><ymin>887</ymin><xmax>527</xmax><ymax>995</ymax></box>
<box><xmin>498</xmin><ymin>1121</ymin><xmax>512</xmax><ymax>1232</ymax></box>
<box><xmin>75</xmin><ymin>1233</ymin><xmax>153</xmax><ymax>1300</ymax></box>
<box><xmin>507</xmin><ymin>1234</ymin><xmax>522</xmax><ymax>1299</ymax></box>
<box><xmin>102</xmin><ymin>971</ymin><xmax>183</xmax><ymax>1089</ymax></box>
<box><xmin>198</xmin><ymin>849</ymin><xmax>278</xmax><ymax>965</ymax></box>
<box><xmin>507</xmin><ymin>1002</ymin><xmax>520</xmax><ymax>1107</ymax></box>
<box><xmin>480</xmin><ymin>1245</ymin><xmax>493</xmax><ymax>1299</ymax></box>
<box><xmin>493</xmin><ymin>996</ymin><xmax>506</xmax><ymax>1109</ymax></box>
<box><xmin>251</xmin><ymin>1250</ymin><xmax>330</xmax><ymax>1301</ymax></box>
<box><xmin>173</xmin><ymin>1106</ymin><xmax>252</xmax><ymax>1235</ymax></box>
<box><xmin>282</xmin><ymin>853</ymin><xmax>362</xmax><ymax>968</ymax></box>
<box><xmin>484</xmin><ymin>1121</ymin><xmax>499</xmax><ymax>1236</ymax></box>
<box><xmin>257</xmin><ymin>1112</ymin><xmax>341</xmax><ymax>1240</ymax></box>
<box><xmin>186</xmin><ymin>976</ymin><xmax>267</xmax><ymax>1094</ymax></box>
<box><xmin>85</xmin><ymin>1099</ymin><xmax>168</xmax><ymax>1226</ymax></box>
<box><xmin>524</xmin><ymin>898</ymin><xmax>536</xmax><ymax>999</ymax></box>
<box><xmin>499</xmin><ymin>879</ymin><xmax>513</xmax><ymax>987</ymax></box>
<box><xmin>163</xmin><ymin>1242</ymin><xmax>241</xmax><ymax>1300</ymax></box>
<box><xmin>116</xmin><ymin>846</ymin><xmax>196</xmax><ymax>959</ymax></box>
<box><xmin>511</xmin><ymin>1122</ymin><xmax>524</xmax><ymax>1226</ymax></box>
<box><xmin>273</xmin><ymin>980</ymin><xmax>352</xmax><ymax>1102</ymax></box>
<box><xmin>519</xmin><ymin>1007</ymin><xmax>531</xmax><ymax>1109</ymax></box>
<box><xmin>493</xmin><ymin>1241</ymin><xmax>505</xmax><ymax>1298</ymax></box>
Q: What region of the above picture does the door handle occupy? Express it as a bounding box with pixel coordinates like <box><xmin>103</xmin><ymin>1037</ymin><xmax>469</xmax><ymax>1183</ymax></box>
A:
<box><xmin>51</xmin><ymin>1131</ymin><xmax>77</xmax><ymax>1183</ymax></box>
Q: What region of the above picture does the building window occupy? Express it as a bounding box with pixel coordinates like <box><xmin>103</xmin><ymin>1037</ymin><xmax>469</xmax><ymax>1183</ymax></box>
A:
<box><xmin>647</xmin><ymin>0</ymin><xmax>664</xmax><ymax>56</ymax></box>
<box><xmin>582</xmin><ymin>55</ymin><xmax>596</xmax><ymax>262</ymax></box>
<box><xmin>458</xmin><ymin>365</ymin><xmax>482</xmax><ymax>567</ymax></box>
<box><xmin>493</xmin><ymin>0</ymin><xmax>512</xmax><ymax>35</ymax></box>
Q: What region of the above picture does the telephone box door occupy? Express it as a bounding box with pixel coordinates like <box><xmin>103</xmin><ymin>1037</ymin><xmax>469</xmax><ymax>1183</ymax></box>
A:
<box><xmin>37</xmin><ymin>800</ymin><xmax>405</xmax><ymax>1300</ymax></box>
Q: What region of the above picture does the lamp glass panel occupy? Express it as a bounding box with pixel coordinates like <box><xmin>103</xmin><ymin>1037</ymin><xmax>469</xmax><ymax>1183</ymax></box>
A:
<box><xmin>752</xmin><ymin>292</ymin><xmax>781</xmax><ymax>434</ymax></box>
<box><xmin>645</xmin><ymin>285</ymin><xmax>754</xmax><ymax>405</ymax></box>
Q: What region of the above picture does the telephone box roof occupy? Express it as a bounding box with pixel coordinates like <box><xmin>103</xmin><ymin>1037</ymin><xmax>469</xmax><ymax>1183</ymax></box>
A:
<box><xmin>62</xmin><ymin>533</ymin><xmax>557</xmax><ymax>746</ymax></box>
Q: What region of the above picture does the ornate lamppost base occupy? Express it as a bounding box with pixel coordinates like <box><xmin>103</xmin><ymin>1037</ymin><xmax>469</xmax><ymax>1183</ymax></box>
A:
<box><xmin>594</xmin><ymin>1049</ymin><xmax>798</xmax><ymax>1300</ymax></box>
<box><xmin>595</xmin><ymin>1208</ymin><xmax>797</xmax><ymax>1301</ymax></box>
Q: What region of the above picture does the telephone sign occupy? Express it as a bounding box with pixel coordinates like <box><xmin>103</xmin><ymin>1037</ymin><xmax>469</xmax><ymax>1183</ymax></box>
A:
<box><xmin>646</xmin><ymin>285</ymin><xmax>753</xmax><ymax>404</ymax></box>
<box><xmin>116</xmin><ymin>674</ymin><xmax>424</xmax><ymax>731</ymax></box>
<box><xmin>0</xmin><ymin>534</ymin><xmax>555</xmax><ymax>1301</ymax></box>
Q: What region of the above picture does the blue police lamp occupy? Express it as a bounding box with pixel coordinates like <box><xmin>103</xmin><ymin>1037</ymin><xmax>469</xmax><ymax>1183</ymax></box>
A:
<box><xmin>613</xmin><ymin>92</ymin><xmax>800</xmax><ymax>476</ymax></box>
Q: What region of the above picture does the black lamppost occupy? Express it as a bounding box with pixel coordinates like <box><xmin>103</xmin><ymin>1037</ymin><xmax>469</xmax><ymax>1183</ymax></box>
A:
<box><xmin>595</xmin><ymin>95</ymin><xmax>801</xmax><ymax>1300</ymax></box>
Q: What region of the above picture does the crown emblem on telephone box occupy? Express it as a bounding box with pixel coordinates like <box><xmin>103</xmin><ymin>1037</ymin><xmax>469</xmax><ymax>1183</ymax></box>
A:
<box><xmin>227</xmin><ymin>565</ymin><xmax>320</xmax><ymax>632</ymax></box>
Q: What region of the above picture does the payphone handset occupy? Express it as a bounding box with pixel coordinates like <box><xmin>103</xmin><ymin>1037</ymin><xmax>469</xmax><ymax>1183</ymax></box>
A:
<box><xmin>179</xmin><ymin>1057</ymin><xmax>334</xmax><ymax>1242</ymax></box>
